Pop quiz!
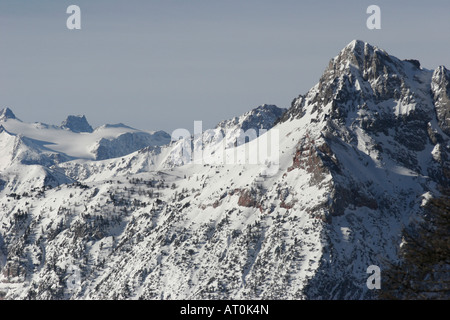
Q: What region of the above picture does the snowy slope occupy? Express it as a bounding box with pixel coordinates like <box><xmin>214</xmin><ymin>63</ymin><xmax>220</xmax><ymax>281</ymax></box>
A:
<box><xmin>0</xmin><ymin>110</ymin><xmax>171</xmax><ymax>161</ymax></box>
<box><xmin>57</xmin><ymin>104</ymin><xmax>286</xmax><ymax>181</ymax></box>
<box><xmin>0</xmin><ymin>40</ymin><xmax>449</xmax><ymax>300</ymax></box>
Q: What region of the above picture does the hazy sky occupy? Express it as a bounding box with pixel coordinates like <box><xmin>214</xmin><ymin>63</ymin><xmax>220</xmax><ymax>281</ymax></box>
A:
<box><xmin>1</xmin><ymin>0</ymin><xmax>449</xmax><ymax>133</ymax></box>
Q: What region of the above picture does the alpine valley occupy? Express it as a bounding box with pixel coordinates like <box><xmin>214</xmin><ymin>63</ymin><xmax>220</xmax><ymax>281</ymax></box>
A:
<box><xmin>0</xmin><ymin>40</ymin><xmax>449</xmax><ymax>300</ymax></box>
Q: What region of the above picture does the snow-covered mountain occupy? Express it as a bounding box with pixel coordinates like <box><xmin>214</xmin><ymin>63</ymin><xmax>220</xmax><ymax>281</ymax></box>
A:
<box><xmin>0</xmin><ymin>40</ymin><xmax>449</xmax><ymax>300</ymax></box>
<box><xmin>0</xmin><ymin>110</ymin><xmax>171</xmax><ymax>162</ymax></box>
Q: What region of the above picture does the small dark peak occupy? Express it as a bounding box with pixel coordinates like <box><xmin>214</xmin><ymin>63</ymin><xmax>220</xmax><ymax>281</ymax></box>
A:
<box><xmin>432</xmin><ymin>65</ymin><xmax>450</xmax><ymax>88</ymax></box>
<box><xmin>251</xmin><ymin>104</ymin><xmax>285</xmax><ymax>118</ymax></box>
<box><xmin>404</xmin><ymin>59</ymin><xmax>421</xmax><ymax>69</ymax></box>
<box><xmin>61</xmin><ymin>115</ymin><xmax>94</xmax><ymax>133</ymax></box>
<box><xmin>152</xmin><ymin>130</ymin><xmax>172</xmax><ymax>140</ymax></box>
<box><xmin>241</xmin><ymin>104</ymin><xmax>286</xmax><ymax>130</ymax></box>
<box><xmin>0</xmin><ymin>107</ymin><xmax>17</xmax><ymax>121</ymax></box>
<box><xmin>215</xmin><ymin>104</ymin><xmax>286</xmax><ymax>133</ymax></box>
<box><xmin>279</xmin><ymin>95</ymin><xmax>305</xmax><ymax>122</ymax></box>
<box><xmin>433</xmin><ymin>65</ymin><xmax>450</xmax><ymax>77</ymax></box>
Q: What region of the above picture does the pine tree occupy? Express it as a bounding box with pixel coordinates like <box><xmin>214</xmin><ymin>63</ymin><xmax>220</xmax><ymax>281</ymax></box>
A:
<box><xmin>379</xmin><ymin>190</ymin><xmax>450</xmax><ymax>299</ymax></box>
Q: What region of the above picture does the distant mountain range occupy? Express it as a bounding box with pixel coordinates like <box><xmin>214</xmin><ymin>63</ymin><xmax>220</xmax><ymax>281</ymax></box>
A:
<box><xmin>0</xmin><ymin>109</ymin><xmax>171</xmax><ymax>162</ymax></box>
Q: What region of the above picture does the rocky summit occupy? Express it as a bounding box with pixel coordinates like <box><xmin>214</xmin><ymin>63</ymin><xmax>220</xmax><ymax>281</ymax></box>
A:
<box><xmin>60</xmin><ymin>115</ymin><xmax>94</xmax><ymax>133</ymax></box>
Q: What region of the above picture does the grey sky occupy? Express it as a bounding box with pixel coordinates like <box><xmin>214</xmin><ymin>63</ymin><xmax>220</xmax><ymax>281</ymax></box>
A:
<box><xmin>1</xmin><ymin>0</ymin><xmax>449</xmax><ymax>133</ymax></box>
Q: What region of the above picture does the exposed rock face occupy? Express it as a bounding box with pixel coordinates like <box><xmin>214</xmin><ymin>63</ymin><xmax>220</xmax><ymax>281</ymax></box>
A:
<box><xmin>431</xmin><ymin>66</ymin><xmax>450</xmax><ymax>136</ymax></box>
<box><xmin>60</xmin><ymin>115</ymin><xmax>93</xmax><ymax>133</ymax></box>
<box><xmin>287</xmin><ymin>134</ymin><xmax>332</xmax><ymax>187</ymax></box>
<box><xmin>237</xmin><ymin>189</ymin><xmax>257</xmax><ymax>208</ymax></box>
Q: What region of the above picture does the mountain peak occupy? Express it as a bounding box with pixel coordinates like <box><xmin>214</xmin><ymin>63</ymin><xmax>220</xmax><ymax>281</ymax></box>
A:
<box><xmin>60</xmin><ymin>115</ymin><xmax>93</xmax><ymax>133</ymax></box>
<box><xmin>282</xmin><ymin>40</ymin><xmax>430</xmax><ymax>122</ymax></box>
<box><xmin>333</xmin><ymin>40</ymin><xmax>390</xmax><ymax>71</ymax></box>
<box><xmin>0</xmin><ymin>107</ymin><xmax>17</xmax><ymax>121</ymax></box>
<box><xmin>339</xmin><ymin>39</ymin><xmax>370</xmax><ymax>58</ymax></box>
<box><xmin>343</xmin><ymin>39</ymin><xmax>366</xmax><ymax>51</ymax></box>
<box><xmin>216</xmin><ymin>104</ymin><xmax>286</xmax><ymax>132</ymax></box>
<box><xmin>253</xmin><ymin>104</ymin><xmax>282</xmax><ymax>113</ymax></box>
<box><xmin>433</xmin><ymin>65</ymin><xmax>450</xmax><ymax>80</ymax></box>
